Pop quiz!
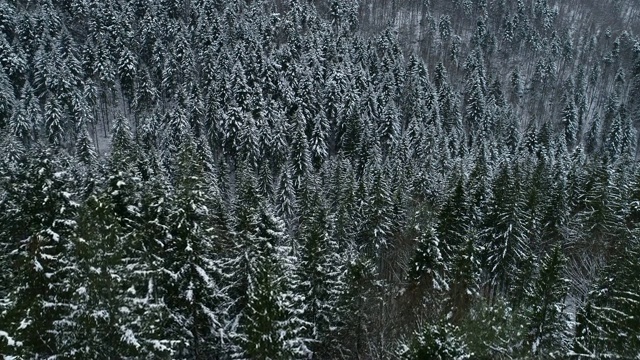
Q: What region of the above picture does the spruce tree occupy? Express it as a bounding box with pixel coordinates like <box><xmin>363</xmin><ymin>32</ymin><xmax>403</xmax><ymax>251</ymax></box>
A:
<box><xmin>229</xmin><ymin>164</ymin><xmax>309</xmax><ymax>359</ymax></box>
<box><xmin>481</xmin><ymin>163</ymin><xmax>531</xmax><ymax>298</ymax></box>
<box><xmin>0</xmin><ymin>148</ymin><xmax>78</xmax><ymax>359</ymax></box>
<box><xmin>524</xmin><ymin>245</ymin><xmax>570</xmax><ymax>358</ymax></box>
<box><xmin>163</xmin><ymin>131</ymin><xmax>231</xmax><ymax>358</ymax></box>
<box><xmin>296</xmin><ymin>184</ymin><xmax>345</xmax><ymax>357</ymax></box>
<box><xmin>573</xmin><ymin>230</ymin><xmax>640</xmax><ymax>359</ymax></box>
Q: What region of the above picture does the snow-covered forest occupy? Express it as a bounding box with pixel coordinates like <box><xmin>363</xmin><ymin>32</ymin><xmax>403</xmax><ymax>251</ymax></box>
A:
<box><xmin>1</xmin><ymin>0</ymin><xmax>640</xmax><ymax>358</ymax></box>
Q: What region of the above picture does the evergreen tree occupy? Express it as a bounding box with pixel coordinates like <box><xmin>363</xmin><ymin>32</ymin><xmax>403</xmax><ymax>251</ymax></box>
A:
<box><xmin>464</xmin><ymin>61</ymin><xmax>488</xmax><ymax>135</ymax></box>
<box><xmin>2</xmin><ymin>1</ymin><xmax>640</xmax><ymax>358</ymax></box>
<box><xmin>577</xmin><ymin>160</ymin><xmax>624</xmax><ymax>254</ymax></box>
<box><xmin>561</xmin><ymin>83</ymin><xmax>579</xmax><ymax>148</ymax></box>
<box><xmin>481</xmin><ymin>163</ymin><xmax>531</xmax><ymax>298</ymax></box>
<box><xmin>44</xmin><ymin>95</ymin><xmax>65</xmax><ymax>146</ymax></box>
<box><xmin>229</xmin><ymin>164</ymin><xmax>309</xmax><ymax>359</ymax></box>
<box><xmin>336</xmin><ymin>249</ymin><xmax>377</xmax><ymax>358</ymax></box>
<box><xmin>412</xmin><ymin>226</ymin><xmax>449</xmax><ymax>292</ymax></box>
<box><xmin>438</xmin><ymin>178</ymin><xmax>481</xmax><ymax>322</ymax></box>
<box><xmin>573</xmin><ymin>230</ymin><xmax>640</xmax><ymax>359</ymax></box>
<box><xmin>296</xmin><ymin>185</ymin><xmax>345</xmax><ymax>357</ymax></box>
<box><xmin>290</xmin><ymin>110</ymin><xmax>312</xmax><ymax>190</ymax></box>
<box><xmin>524</xmin><ymin>245</ymin><xmax>570</xmax><ymax>358</ymax></box>
<box><xmin>0</xmin><ymin>148</ymin><xmax>78</xmax><ymax>359</ymax></box>
<box><xmin>585</xmin><ymin>115</ymin><xmax>602</xmax><ymax>155</ymax></box>
<box><xmin>399</xmin><ymin>320</ymin><xmax>469</xmax><ymax>360</ymax></box>
<box><xmin>163</xmin><ymin>131</ymin><xmax>231</xmax><ymax>358</ymax></box>
<box><xmin>65</xmin><ymin>191</ymin><xmax>134</xmax><ymax>357</ymax></box>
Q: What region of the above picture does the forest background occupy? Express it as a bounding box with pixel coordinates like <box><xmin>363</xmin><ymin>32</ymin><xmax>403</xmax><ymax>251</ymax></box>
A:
<box><xmin>1</xmin><ymin>0</ymin><xmax>640</xmax><ymax>358</ymax></box>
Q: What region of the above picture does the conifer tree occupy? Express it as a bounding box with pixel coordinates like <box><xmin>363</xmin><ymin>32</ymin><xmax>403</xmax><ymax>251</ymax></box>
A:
<box><xmin>290</xmin><ymin>110</ymin><xmax>312</xmax><ymax>190</ymax></box>
<box><xmin>65</xmin><ymin>190</ymin><xmax>133</xmax><ymax>357</ymax></box>
<box><xmin>0</xmin><ymin>148</ymin><xmax>78</xmax><ymax>359</ymax></box>
<box><xmin>524</xmin><ymin>245</ymin><xmax>570</xmax><ymax>358</ymax></box>
<box><xmin>573</xmin><ymin>230</ymin><xmax>640</xmax><ymax>359</ymax></box>
<box><xmin>229</xmin><ymin>164</ymin><xmax>309</xmax><ymax>359</ymax></box>
<box><xmin>562</xmin><ymin>83</ymin><xmax>579</xmax><ymax>148</ymax></box>
<box><xmin>411</xmin><ymin>226</ymin><xmax>449</xmax><ymax>292</ymax></box>
<box><xmin>297</xmin><ymin>184</ymin><xmax>345</xmax><ymax>357</ymax></box>
<box><xmin>163</xmin><ymin>130</ymin><xmax>231</xmax><ymax>358</ymax></box>
<box><xmin>482</xmin><ymin>163</ymin><xmax>531</xmax><ymax>298</ymax></box>
<box><xmin>399</xmin><ymin>320</ymin><xmax>469</xmax><ymax>360</ymax></box>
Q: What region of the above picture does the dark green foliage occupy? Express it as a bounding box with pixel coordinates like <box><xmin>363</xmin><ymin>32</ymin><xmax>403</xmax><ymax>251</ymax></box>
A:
<box><xmin>462</xmin><ymin>297</ymin><xmax>528</xmax><ymax>359</ymax></box>
<box><xmin>399</xmin><ymin>321</ymin><xmax>470</xmax><ymax>360</ymax></box>
<box><xmin>2</xmin><ymin>0</ymin><xmax>640</xmax><ymax>358</ymax></box>
<box><xmin>296</xmin><ymin>185</ymin><xmax>345</xmax><ymax>357</ymax></box>
<box><xmin>481</xmin><ymin>163</ymin><xmax>531</xmax><ymax>296</ymax></box>
<box><xmin>524</xmin><ymin>245</ymin><xmax>570</xmax><ymax>358</ymax></box>
<box><xmin>573</xmin><ymin>231</ymin><xmax>640</xmax><ymax>359</ymax></box>
<box><xmin>412</xmin><ymin>226</ymin><xmax>450</xmax><ymax>295</ymax></box>
<box><xmin>162</xmin><ymin>133</ymin><xmax>231</xmax><ymax>358</ymax></box>
<box><xmin>0</xmin><ymin>148</ymin><xmax>78</xmax><ymax>358</ymax></box>
<box><xmin>562</xmin><ymin>84</ymin><xmax>579</xmax><ymax>148</ymax></box>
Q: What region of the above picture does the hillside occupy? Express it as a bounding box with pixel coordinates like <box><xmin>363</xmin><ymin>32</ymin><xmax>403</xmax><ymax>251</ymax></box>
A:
<box><xmin>1</xmin><ymin>0</ymin><xmax>640</xmax><ymax>358</ymax></box>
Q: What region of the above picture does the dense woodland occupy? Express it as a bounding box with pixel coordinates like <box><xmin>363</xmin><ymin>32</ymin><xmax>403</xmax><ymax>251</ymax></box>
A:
<box><xmin>1</xmin><ymin>0</ymin><xmax>640</xmax><ymax>358</ymax></box>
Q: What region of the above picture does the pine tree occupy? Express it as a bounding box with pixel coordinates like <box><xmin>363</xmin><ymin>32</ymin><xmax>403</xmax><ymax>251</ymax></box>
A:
<box><xmin>336</xmin><ymin>248</ymin><xmax>377</xmax><ymax>358</ymax></box>
<box><xmin>62</xmin><ymin>128</ymin><xmax>175</xmax><ymax>358</ymax></box>
<box><xmin>275</xmin><ymin>162</ymin><xmax>298</xmax><ymax>228</ymax></box>
<box><xmin>399</xmin><ymin>320</ymin><xmax>469</xmax><ymax>360</ymax></box>
<box><xmin>44</xmin><ymin>95</ymin><xmax>65</xmax><ymax>146</ymax></box>
<box><xmin>524</xmin><ymin>245</ymin><xmax>570</xmax><ymax>358</ymax></box>
<box><xmin>359</xmin><ymin>167</ymin><xmax>395</xmax><ymax>272</ymax></box>
<box><xmin>481</xmin><ymin>163</ymin><xmax>531</xmax><ymax>298</ymax></box>
<box><xmin>462</xmin><ymin>296</ymin><xmax>528</xmax><ymax>358</ymax></box>
<box><xmin>65</xmin><ymin>191</ymin><xmax>132</xmax><ymax>358</ymax></box>
<box><xmin>128</xmin><ymin>173</ymin><xmax>183</xmax><ymax>357</ymax></box>
<box><xmin>437</xmin><ymin>178</ymin><xmax>471</xmax><ymax>264</ymax></box>
<box><xmin>0</xmin><ymin>60</ymin><xmax>16</xmax><ymax>128</ymax></box>
<box><xmin>464</xmin><ymin>51</ymin><xmax>488</xmax><ymax>135</ymax></box>
<box><xmin>296</xmin><ymin>184</ymin><xmax>345</xmax><ymax>357</ymax></box>
<box><xmin>577</xmin><ymin>160</ymin><xmax>624</xmax><ymax>254</ymax></box>
<box><xmin>377</xmin><ymin>100</ymin><xmax>401</xmax><ymax>152</ymax></box>
<box><xmin>448</xmin><ymin>228</ymin><xmax>481</xmax><ymax>324</ymax></box>
<box><xmin>242</xmin><ymin>206</ymin><xmax>309</xmax><ymax>359</ymax></box>
<box><xmin>8</xmin><ymin>82</ymin><xmax>39</xmax><ymax>145</ymax></box>
<box><xmin>412</xmin><ymin>225</ymin><xmax>449</xmax><ymax>292</ymax></box>
<box><xmin>561</xmin><ymin>83</ymin><xmax>579</xmax><ymax>148</ymax></box>
<box><xmin>233</xmin><ymin>204</ymin><xmax>309</xmax><ymax>358</ymax></box>
<box><xmin>0</xmin><ymin>148</ymin><xmax>78</xmax><ymax>359</ymax></box>
<box><xmin>435</xmin><ymin>177</ymin><xmax>481</xmax><ymax>322</ymax></box>
<box><xmin>309</xmin><ymin>109</ymin><xmax>330</xmax><ymax>168</ymax></box>
<box><xmin>163</xmin><ymin>131</ymin><xmax>231</xmax><ymax>358</ymax></box>
<box><xmin>290</xmin><ymin>110</ymin><xmax>312</xmax><ymax>190</ymax></box>
<box><xmin>585</xmin><ymin>115</ymin><xmax>602</xmax><ymax>155</ymax></box>
<box><xmin>229</xmin><ymin>164</ymin><xmax>309</xmax><ymax>359</ymax></box>
<box><xmin>573</xmin><ymin>230</ymin><xmax>640</xmax><ymax>358</ymax></box>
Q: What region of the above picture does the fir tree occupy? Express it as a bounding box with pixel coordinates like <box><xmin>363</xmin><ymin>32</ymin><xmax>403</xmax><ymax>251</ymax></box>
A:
<box><xmin>573</xmin><ymin>230</ymin><xmax>640</xmax><ymax>359</ymax></box>
<box><xmin>399</xmin><ymin>320</ymin><xmax>469</xmax><ymax>360</ymax></box>
<box><xmin>163</xmin><ymin>131</ymin><xmax>231</xmax><ymax>358</ymax></box>
<box><xmin>0</xmin><ymin>148</ymin><xmax>78</xmax><ymax>359</ymax></box>
<box><xmin>481</xmin><ymin>163</ymin><xmax>531</xmax><ymax>298</ymax></box>
<box><xmin>524</xmin><ymin>245</ymin><xmax>570</xmax><ymax>358</ymax></box>
<box><xmin>561</xmin><ymin>83</ymin><xmax>579</xmax><ymax>148</ymax></box>
<box><xmin>296</xmin><ymin>185</ymin><xmax>345</xmax><ymax>357</ymax></box>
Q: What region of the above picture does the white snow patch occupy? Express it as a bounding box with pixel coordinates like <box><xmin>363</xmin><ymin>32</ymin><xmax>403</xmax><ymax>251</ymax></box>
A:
<box><xmin>46</xmin><ymin>228</ymin><xmax>60</xmax><ymax>242</ymax></box>
<box><xmin>0</xmin><ymin>330</ymin><xmax>23</xmax><ymax>347</ymax></box>
<box><xmin>18</xmin><ymin>318</ymin><xmax>32</xmax><ymax>330</ymax></box>
<box><xmin>91</xmin><ymin>310</ymin><xmax>109</xmax><ymax>320</ymax></box>
<box><xmin>121</xmin><ymin>328</ymin><xmax>141</xmax><ymax>348</ymax></box>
